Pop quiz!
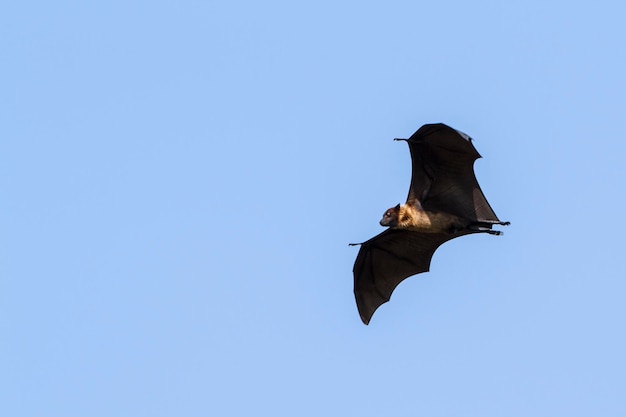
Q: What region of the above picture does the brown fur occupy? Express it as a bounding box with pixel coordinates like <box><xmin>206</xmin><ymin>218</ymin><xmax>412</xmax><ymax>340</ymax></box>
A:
<box><xmin>381</xmin><ymin>204</ymin><xmax>465</xmax><ymax>233</ymax></box>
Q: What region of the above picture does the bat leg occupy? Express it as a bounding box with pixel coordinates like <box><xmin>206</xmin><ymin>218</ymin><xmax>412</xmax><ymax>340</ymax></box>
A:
<box><xmin>477</xmin><ymin>220</ymin><xmax>510</xmax><ymax>226</ymax></box>
<box><xmin>473</xmin><ymin>227</ymin><xmax>503</xmax><ymax>236</ymax></box>
<box><xmin>467</xmin><ymin>222</ymin><xmax>505</xmax><ymax>235</ymax></box>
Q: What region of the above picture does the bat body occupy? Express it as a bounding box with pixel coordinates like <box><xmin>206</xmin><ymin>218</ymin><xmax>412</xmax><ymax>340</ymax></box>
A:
<box><xmin>352</xmin><ymin>123</ymin><xmax>509</xmax><ymax>325</ymax></box>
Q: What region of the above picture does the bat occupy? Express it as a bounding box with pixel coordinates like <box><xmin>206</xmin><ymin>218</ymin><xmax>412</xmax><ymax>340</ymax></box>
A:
<box><xmin>350</xmin><ymin>123</ymin><xmax>509</xmax><ymax>325</ymax></box>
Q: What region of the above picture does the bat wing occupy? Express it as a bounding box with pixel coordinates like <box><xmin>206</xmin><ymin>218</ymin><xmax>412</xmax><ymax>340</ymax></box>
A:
<box><xmin>405</xmin><ymin>123</ymin><xmax>500</xmax><ymax>222</ymax></box>
<box><xmin>353</xmin><ymin>228</ymin><xmax>474</xmax><ymax>324</ymax></box>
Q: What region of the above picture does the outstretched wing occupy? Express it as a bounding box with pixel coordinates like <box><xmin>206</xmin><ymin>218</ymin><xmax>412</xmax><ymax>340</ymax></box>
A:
<box><xmin>353</xmin><ymin>228</ymin><xmax>474</xmax><ymax>325</ymax></box>
<box><xmin>405</xmin><ymin>123</ymin><xmax>500</xmax><ymax>222</ymax></box>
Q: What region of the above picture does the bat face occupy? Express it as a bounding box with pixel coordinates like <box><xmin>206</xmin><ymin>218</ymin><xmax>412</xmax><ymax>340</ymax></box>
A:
<box><xmin>379</xmin><ymin>204</ymin><xmax>400</xmax><ymax>227</ymax></box>
<box><xmin>352</xmin><ymin>123</ymin><xmax>509</xmax><ymax>325</ymax></box>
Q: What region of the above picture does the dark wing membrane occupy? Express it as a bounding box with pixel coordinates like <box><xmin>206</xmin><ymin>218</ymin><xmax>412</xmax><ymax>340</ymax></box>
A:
<box><xmin>353</xmin><ymin>228</ymin><xmax>472</xmax><ymax>324</ymax></box>
<box><xmin>406</xmin><ymin>123</ymin><xmax>499</xmax><ymax>222</ymax></box>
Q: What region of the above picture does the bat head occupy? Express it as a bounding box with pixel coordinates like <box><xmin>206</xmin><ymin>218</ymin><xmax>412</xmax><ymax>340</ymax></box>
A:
<box><xmin>380</xmin><ymin>204</ymin><xmax>401</xmax><ymax>227</ymax></box>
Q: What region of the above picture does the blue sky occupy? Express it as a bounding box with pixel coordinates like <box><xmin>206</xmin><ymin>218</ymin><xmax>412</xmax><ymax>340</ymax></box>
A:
<box><xmin>3</xmin><ymin>1</ymin><xmax>626</xmax><ymax>416</ymax></box>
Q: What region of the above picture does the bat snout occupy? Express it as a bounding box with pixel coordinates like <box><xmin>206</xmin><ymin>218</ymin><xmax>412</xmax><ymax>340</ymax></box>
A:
<box><xmin>379</xmin><ymin>217</ymin><xmax>395</xmax><ymax>227</ymax></box>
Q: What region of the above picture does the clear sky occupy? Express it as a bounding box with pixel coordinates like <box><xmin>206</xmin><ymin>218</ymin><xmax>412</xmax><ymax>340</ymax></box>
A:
<box><xmin>3</xmin><ymin>1</ymin><xmax>626</xmax><ymax>416</ymax></box>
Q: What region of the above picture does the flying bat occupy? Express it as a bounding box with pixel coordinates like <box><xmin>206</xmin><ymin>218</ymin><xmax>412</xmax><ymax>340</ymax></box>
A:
<box><xmin>351</xmin><ymin>123</ymin><xmax>509</xmax><ymax>325</ymax></box>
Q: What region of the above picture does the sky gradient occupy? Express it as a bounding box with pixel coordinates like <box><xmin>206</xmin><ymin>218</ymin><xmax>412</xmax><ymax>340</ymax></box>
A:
<box><xmin>3</xmin><ymin>1</ymin><xmax>626</xmax><ymax>416</ymax></box>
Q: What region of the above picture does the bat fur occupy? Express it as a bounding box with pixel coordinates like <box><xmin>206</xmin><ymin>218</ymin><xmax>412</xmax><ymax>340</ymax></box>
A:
<box><xmin>380</xmin><ymin>203</ymin><xmax>465</xmax><ymax>233</ymax></box>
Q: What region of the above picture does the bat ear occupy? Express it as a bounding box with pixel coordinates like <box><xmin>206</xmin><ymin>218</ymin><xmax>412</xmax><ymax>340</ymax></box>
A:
<box><xmin>394</xmin><ymin>204</ymin><xmax>401</xmax><ymax>211</ymax></box>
